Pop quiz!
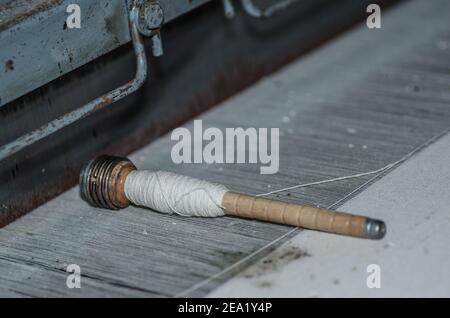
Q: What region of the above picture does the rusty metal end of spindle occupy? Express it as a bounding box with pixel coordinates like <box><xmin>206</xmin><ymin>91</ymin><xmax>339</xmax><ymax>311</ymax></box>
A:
<box><xmin>363</xmin><ymin>218</ymin><xmax>387</xmax><ymax>240</ymax></box>
<box><xmin>80</xmin><ymin>155</ymin><xmax>136</xmax><ymax>210</ymax></box>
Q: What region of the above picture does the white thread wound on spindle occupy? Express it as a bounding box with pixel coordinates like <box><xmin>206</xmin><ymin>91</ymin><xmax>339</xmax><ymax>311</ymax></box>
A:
<box><xmin>124</xmin><ymin>170</ymin><xmax>229</xmax><ymax>217</ymax></box>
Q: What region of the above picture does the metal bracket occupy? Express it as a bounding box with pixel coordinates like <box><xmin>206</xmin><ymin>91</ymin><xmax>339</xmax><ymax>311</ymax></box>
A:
<box><xmin>0</xmin><ymin>0</ymin><xmax>161</xmax><ymax>161</ymax></box>
<box><xmin>132</xmin><ymin>0</ymin><xmax>165</xmax><ymax>56</ymax></box>
<box><xmin>132</xmin><ymin>0</ymin><xmax>164</xmax><ymax>36</ymax></box>
<box><xmin>223</xmin><ymin>0</ymin><xmax>298</xmax><ymax>19</ymax></box>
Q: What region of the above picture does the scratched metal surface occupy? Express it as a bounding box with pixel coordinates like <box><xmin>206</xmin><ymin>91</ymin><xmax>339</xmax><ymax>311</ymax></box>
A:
<box><xmin>0</xmin><ymin>0</ymin><xmax>212</xmax><ymax>106</ymax></box>
<box><xmin>1</xmin><ymin>0</ymin><xmax>450</xmax><ymax>297</ymax></box>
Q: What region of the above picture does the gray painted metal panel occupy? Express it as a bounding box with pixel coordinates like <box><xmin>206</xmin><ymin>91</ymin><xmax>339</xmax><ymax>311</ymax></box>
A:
<box><xmin>0</xmin><ymin>0</ymin><xmax>211</xmax><ymax>107</ymax></box>
<box><xmin>0</xmin><ymin>4</ymin><xmax>149</xmax><ymax>161</ymax></box>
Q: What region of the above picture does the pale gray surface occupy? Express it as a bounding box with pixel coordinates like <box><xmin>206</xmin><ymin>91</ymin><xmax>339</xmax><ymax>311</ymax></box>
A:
<box><xmin>1</xmin><ymin>0</ymin><xmax>450</xmax><ymax>297</ymax></box>
<box><xmin>210</xmin><ymin>131</ymin><xmax>450</xmax><ymax>298</ymax></box>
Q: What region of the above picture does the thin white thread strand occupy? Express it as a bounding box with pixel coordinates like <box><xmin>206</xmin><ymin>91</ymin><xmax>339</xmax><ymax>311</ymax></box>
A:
<box><xmin>256</xmin><ymin>163</ymin><xmax>394</xmax><ymax>197</ymax></box>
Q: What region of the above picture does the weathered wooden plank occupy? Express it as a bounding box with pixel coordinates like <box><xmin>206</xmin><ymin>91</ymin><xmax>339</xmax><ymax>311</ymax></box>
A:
<box><xmin>1</xmin><ymin>0</ymin><xmax>450</xmax><ymax>297</ymax></box>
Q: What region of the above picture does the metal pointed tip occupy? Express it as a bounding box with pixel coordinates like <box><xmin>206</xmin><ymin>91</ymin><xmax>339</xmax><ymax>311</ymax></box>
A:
<box><xmin>364</xmin><ymin>218</ymin><xmax>387</xmax><ymax>240</ymax></box>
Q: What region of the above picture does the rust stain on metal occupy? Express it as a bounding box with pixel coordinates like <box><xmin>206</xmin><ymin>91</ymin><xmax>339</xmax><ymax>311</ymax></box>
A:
<box><xmin>0</xmin><ymin>0</ymin><xmax>63</xmax><ymax>32</ymax></box>
<box><xmin>93</xmin><ymin>96</ymin><xmax>114</xmax><ymax>112</ymax></box>
<box><xmin>0</xmin><ymin>164</ymin><xmax>79</xmax><ymax>228</ymax></box>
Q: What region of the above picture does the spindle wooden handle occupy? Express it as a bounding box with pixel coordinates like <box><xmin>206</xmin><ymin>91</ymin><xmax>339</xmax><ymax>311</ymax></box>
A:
<box><xmin>222</xmin><ymin>192</ymin><xmax>385</xmax><ymax>239</ymax></box>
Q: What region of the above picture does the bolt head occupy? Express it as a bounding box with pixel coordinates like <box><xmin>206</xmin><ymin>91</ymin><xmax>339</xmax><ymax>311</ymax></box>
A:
<box><xmin>144</xmin><ymin>3</ymin><xmax>164</xmax><ymax>30</ymax></box>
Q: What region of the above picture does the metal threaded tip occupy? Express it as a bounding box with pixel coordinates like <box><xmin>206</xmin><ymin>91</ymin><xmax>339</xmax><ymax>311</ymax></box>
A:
<box><xmin>363</xmin><ymin>218</ymin><xmax>387</xmax><ymax>240</ymax></box>
<box><xmin>79</xmin><ymin>155</ymin><xmax>136</xmax><ymax>210</ymax></box>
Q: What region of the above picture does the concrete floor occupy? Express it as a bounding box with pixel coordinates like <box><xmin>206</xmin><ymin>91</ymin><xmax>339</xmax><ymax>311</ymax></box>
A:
<box><xmin>210</xmin><ymin>132</ymin><xmax>450</xmax><ymax>297</ymax></box>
